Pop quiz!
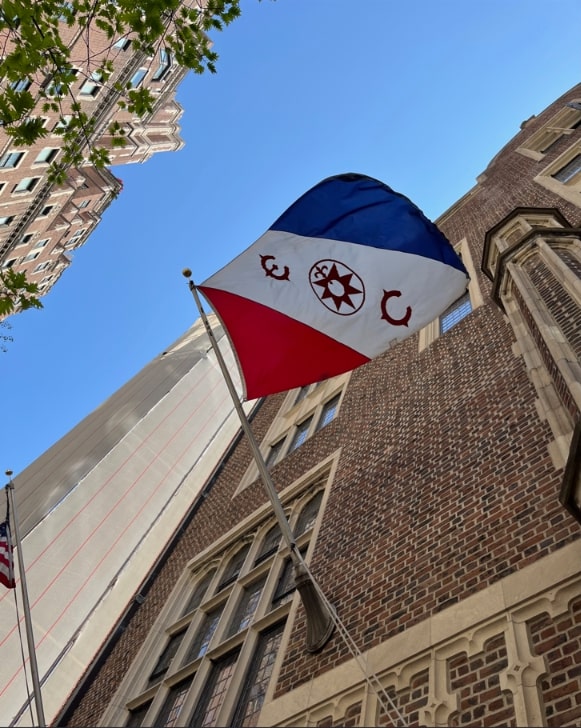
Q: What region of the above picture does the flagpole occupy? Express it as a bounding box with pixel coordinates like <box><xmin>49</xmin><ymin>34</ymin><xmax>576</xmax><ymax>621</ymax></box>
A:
<box><xmin>183</xmin><ymin>271</ymin><xmax>334</xmax><ymax>652</ymax></box>
<box><xmin>5</xmin><ymin>472</ymin><xmax>46</xmax><ymax>728</ymax></box>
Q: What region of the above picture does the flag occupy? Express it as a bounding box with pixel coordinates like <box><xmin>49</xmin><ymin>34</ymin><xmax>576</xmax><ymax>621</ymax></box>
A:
<box><xmin>0</xmin><ymin>520</ymin><xmax>15</xmax><ymax>589</ymax></box>
<box><xmin>199</xmin><ymin>173</ymin><xmax>469</xmax><ymax>400</ymax></box>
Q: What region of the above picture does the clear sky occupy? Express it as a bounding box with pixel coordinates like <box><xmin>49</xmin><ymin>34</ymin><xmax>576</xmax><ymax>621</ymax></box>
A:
<box><xmin>2</xmin><ymin>0</ymin><xmax>580</xmax><ymax>475</ymax></box>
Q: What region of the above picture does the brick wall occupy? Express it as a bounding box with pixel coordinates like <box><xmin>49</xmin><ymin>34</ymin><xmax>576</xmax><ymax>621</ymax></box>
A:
<box><xmin>528</xmin><ymin>596</ymin><xmax>581</xmax><ymax>727</ymax></box>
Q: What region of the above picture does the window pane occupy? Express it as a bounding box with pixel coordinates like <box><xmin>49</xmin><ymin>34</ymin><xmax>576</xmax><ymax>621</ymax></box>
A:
<box><xmin>315</xmin><ymin>394</ymin><xmax>340</xmax><ymax>432</ymax></box>
<box><xmin>265</xmin><ymin>438</ymin><xmax>285</xmax><ymax>469</ymax></box>
<box><xmin>439</xmin><ymin>292</ymin><xmax>472</xmax><ymax>334</ymax></box>
<box><xmin>217</xmin><ymin>545</ymin><xmax>249</xmax><ymax>590</ymax></box>
<box><xmin>233</xmin><ymin>623</ymin><xmax>285</xmax><ymax>727</ymax></box>
<box><xmin>148</xmin><ymin>629</ymin><xmax>187</xmax><ymax>685</ymax></box>
<box><xmin>156</xmin><ymin>677</ymin><xmax>193</xmax><ymax>728</ymax></box>
<box><xmin>190</xmin><ymin>651</ymin><xmax>238</xmax><ymax>728</ymax></box>
<box><xmin>293</xmin><ymin>385</ymin><xmax>310</xmax><ymax>405</ymax></box>
<box><xmin>125</xmin><ymin>701</ymin><xmax>151</xmax><ymax>727</ymax></box>
<box><xmin>254</xmin><ymin>524</ymin><xmax>280</xmax><ymax>565</ymax></box>
<box><xmin>271</xmin><ymin>548</ymin><xmax>306</xmax><ymax>608</ymax></box>
<box><xmin>553</xmin><ymin>153</ymin><xmax>581</xmax><ymax>183</ymax></box>
<box><xmin>288</xmin><ymin>417</ymin><xmax>313</xmax><ymax>452</ymax></box>
<box><xmin>186</xmin><ymin>607</ymin><xmax>223</xmax><ymax>662</ymax></box>
<box><xmin>294</xmin><ymin>492</ymin><xmax>323</xmax><ymax>537</ymax></box>
<box><xmin>130</xmin><ymin>68</ymin><xmax>147</xmax><ymax>87</ymax></box>
<box><xmin>182</xmin><ymin>569</ymin><xmax>215</xmax><ymax>616</ymax></box>
<box><xmin>226</xmin><ymin>578</ymin><xmax>265</xmax><ymax>638</ymax></box>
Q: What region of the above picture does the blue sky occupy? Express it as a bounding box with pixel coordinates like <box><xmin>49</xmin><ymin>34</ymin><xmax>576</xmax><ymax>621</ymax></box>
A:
<box><xmin>3</xmin><ymin>0</ymin><xmax>581</xmax><ymax>475</ymax></box>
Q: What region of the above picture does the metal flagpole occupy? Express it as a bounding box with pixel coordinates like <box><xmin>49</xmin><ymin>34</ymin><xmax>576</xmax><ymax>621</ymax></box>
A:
<box><xmin>5</xmin><ymin>471</ymin><xmax>46</xmax><ymax>728</ymax></box>
<box><xmin>183</xmin><ymin>270</ymin><xmax>334</xmax><ymax>652</ymax></box>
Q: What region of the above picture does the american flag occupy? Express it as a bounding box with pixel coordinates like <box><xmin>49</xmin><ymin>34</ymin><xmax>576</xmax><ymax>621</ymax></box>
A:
<box><xmin>0</xmin><ymin>520</ymin><xmax>16</xmax><ymax>589</ymax></box>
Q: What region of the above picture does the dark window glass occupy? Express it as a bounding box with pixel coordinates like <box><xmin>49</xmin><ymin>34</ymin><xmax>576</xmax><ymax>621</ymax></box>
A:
<box><xmin>148</xmin><ymin>629</ymin><xmax>187</xmax><ymax>685</ymax></box>
<box><xmin>294</xmin><ymin>492</ymin><xmax>323</xmax><ymax>537</ymax></box>
<box><xmin>232</xmin><ymin>623</ymin><xmax>285</xmax><ymax>727</ymax></box>
<box><xmin>288</xmin><ymin>417</ymin><xmax>313</xmax><ymax>453</ymax></box>
<box><xmin>186</xmin><ymin>607</ymin><xmax>224</xmax><ymax>662</ymax></box>
<box><xmin>190</xmin><ymin>651</ymin><xmax>239</xmax><ymax>727</ymax></box>
<box><xmin>254</xmin><ymin>524</ymin><xmax>281</xmax><ymax>565</ymax></box>
<box><xmin>183</xmin><ymin>569</ymin><xmax>215</xmax><ymax>616</ymax></box>
<box><xmin>315</xmin><ymin>394</ymin><xmax>340</xmax><ymax>432</ymax></box>
<box><xmin>156</xmin><ymin>677</ymin><xmax>193</xmax><ymax>727</ymax></box>
<box><xmin>125</xmin><ymin>701</ymin><xmax>151</xmax><ymax>727</ymax></box>
<box><xmin>439</xmin><ymin>291</ymin><xmax>472</xmax><ymax>334</ymax></box>
<box><xmin>217</xmin><ymin>545</ymin><xmax>250</xmax><ymax>590</ymax></box>
<box><xmin>226</xmin><ymin>578</ymin><xmax>265</xmax><ymax>638</ymax></box>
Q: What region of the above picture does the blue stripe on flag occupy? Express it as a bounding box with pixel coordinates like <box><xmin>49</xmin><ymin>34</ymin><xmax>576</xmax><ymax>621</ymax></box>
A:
<box><xmin>269</xmin><ymin>173</ymin><xmax>465</xmax><ymax>273</ymax></box>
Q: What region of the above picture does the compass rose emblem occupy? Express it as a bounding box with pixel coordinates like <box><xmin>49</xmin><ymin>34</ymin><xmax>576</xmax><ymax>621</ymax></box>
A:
<box><xmin>309</xmin><ymin>259</ymin><xmax>365</xmax><ymax>315</ymax></box>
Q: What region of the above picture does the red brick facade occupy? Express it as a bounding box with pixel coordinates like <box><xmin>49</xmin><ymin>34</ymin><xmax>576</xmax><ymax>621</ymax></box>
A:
<box><xmin>61</xmin><ymin>85</ymin><xmax>581</xmax><ymax>727</ymax></box>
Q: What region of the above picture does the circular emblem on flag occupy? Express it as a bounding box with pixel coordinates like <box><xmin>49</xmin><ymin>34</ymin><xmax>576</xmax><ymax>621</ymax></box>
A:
<box><xmin>309</xmin><ymin>259</ymin><xmax>365</xmax><ymax>315</ymax></box>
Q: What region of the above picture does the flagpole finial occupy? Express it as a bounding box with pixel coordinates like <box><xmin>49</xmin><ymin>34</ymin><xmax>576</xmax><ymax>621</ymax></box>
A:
<box><xmin>182</xmin><ymin>268</ymin><xmax>192</xmax><ymax>279</ymax></box>
<box><xmin>5</xmin><ymin>470</ymin><xmax>13</xmax><ymax>477</ymax></box>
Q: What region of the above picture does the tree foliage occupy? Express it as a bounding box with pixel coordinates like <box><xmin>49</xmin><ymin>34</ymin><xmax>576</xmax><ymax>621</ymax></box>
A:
<box><xmin>0</xmin><ymin>268</ymin><xmax>42</xmax><ymax>318</ymax></box>
<box><xmin>0</xmin><ymin>0</ymin><xmax>241</xmax><ymax>182</ymax></box>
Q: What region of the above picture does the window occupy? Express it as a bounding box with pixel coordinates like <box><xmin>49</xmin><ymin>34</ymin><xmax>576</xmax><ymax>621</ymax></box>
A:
<box><xmin>288</xmin><ymin>416</ymin><xmax>313</xmax><ymax>453</ymax></box>
<box><xmin>265</xmin><ymin>437</ymin><xmax>285</xmax><ymax>469</ymax></box>
<box><xmin>130</xmin><ymin>69</ymin><xmax>147</xmax><ymax>88</ymax></box>
<box><xmin>439</xmin><ymin>291</ymin><xmax>472</xmax><ymax>334</ymax></box>
<box><xmin>152</xmin><ymin>49</ymin><xmax>172</xmax><ymax>81</ymax></box>
<box><xmin>125</xmin><ymin>701</ymin><xmax>151</xmax><ymax>727</ymax></box>
<box><xmin>552</xmin><ymin>153</ymin><xmax>581</xmax><ymax>183</ymax></box>
<box><xmin>232</xmin><ymin>623</ymin><xmax>286</xmax><ymax>727</ymax></box>
<box><xmin>77</xmin><ymin>199</ymin><xmax>90</xmax><ymax>209</ymax></box>
<box><xmin>110</xmin><ymin>464</ymin><xmax>335</xmax><ymax>728</ymax></box>
<box><xmin>517</xmin><ymin>103</ymin><xmax>581</xmax><ymax>160</ymax></box>
<box><xmin>17</xmin><ymin>233</ymin><xmax>33</xmax><ymax>246</ymax></box>
<box><xmin>33</xmin><ymin>238</ymin><xmax>49</xmax><ymax>249</ymax></box>
<box><xmin>315</xmin><ymin>394</ymin><xmax>340</xmax><ymax>431</ymax></box>
<box><xmin>34</xmin><ymin>148</ymin><xmax>58</xmax><ymax>164</ymax></box>
<box><xmin>79</xmin><ymin>71</ymin><xmax>102</xmax><ymax>97</ymax></box>
<box><xmin>13</xmin><ymin>177</ymin><xmax>40</xmax><ymax>193</ymax></box>
<box><xmin>114</xmin><ymin>36</ymin><xmax>131</xmax><ymax>50</ymax></box>
<box><xmin>254</xmin><ymin>524</ymin><xmax>281</xmax><ymax>565</ymax></box>
<box><xmin>22</xmin><ymin>251</ymin><xmax>40</xmax><ymax>262</ymax></box>
<box><xmin>156</xmin><ymin>677</ymin><xmax>194</xmax><ymax>728</ymax></box>
<box><xmin>190</xmin><ymin>651</ymin><xmax>239</xmax><ymax>727</ymax></box>
<box><xmin>182</xmin><ymin>570</ymin><xmax>215</xmax><ymax>616</ymax></box>
<box><xmin>39</xmin><ymin>205</ymin><xmax>54</xmax><ymax>217</ymax></box>
<box><xmin>294</xmin><ymin>492</ymin><xmax>323</xmax><ymax>537</ymax></box>
<box><xmin>34</xmin><ymin>261</ymin><xmax>51</xmax><ymax>273</ymax></box>
<box><xmin>226</xmin><ymin>578</ymin><xmax>266</xmax><ymax>638</ymax></box>
<box><xmin>0</xmin><ymin>216</ymin><xmax>14</xmax><ymax>226</ymax></box>
<box><xmin>0</xmin><ymin>152</ymin><xmax>24</xmax><ymax>169</ymax></box>
<box><xmin>148</xmin><ymin>628</ymin><xmax>187</xmax><ymax>686</ymax></box>
<box><xmin>54</xmin><ymin>115</ymin><xmax>72</xmax><ymax>130</ymax></box>
<box><xmin>2</xmin><ymin>259</ymin><xmax>17</xmax><ymax>269</ymax></box>
<box><xmin>186</xmin><ymin>607</ymin><xmax>224</xmax><ymax>662</ymax></box>
<box><xmin>9</xmin><ymin>79</ymin><xmax>30</xmax><ymax>92</ymax></box>
<box><xmin>217</xmin><ymin>545</ymin><xmax>250</xmax><ymax>590</ymax></box>
<box><xmin>293</xmin><ymin>385</ymin><xmax>310</xmax><ymax>406</ymax></box>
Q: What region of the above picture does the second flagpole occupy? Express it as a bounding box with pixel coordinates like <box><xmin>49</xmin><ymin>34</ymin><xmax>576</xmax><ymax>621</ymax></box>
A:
<box><xmin>183</xmin><ymin>270</ymin><xmax>334</xmax><ymax>652</ymax></box>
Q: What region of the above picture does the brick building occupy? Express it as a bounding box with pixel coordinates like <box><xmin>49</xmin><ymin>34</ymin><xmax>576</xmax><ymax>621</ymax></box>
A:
<box><xmin>54</xmin><ymin>84</ymin><xmax>581</xmax><ymax>726</ymax></box>
<box><xmin>0</xmin><ymin>14</ymin><xmax>188</xmax><ymax>300</ymax></box>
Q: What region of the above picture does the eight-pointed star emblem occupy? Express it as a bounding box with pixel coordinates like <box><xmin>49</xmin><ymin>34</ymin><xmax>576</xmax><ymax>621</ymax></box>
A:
<box><xmin>309</xmin><ymin>260</ymin><xmax>365</xmax><ymax>315</ymax></box>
